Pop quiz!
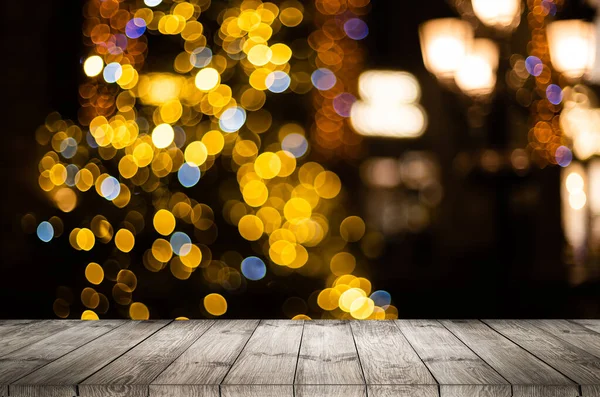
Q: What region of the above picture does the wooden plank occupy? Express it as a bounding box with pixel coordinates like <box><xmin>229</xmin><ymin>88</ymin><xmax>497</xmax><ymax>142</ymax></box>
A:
<box><xmin>397</xmin><ymin>319</ymin><xmax>510</xmax><ymax>397</ymax></box>
<box><xmin>529</xmin><ymin>320</ymin><xmax>600</xmax><ymax>359</ymax></box>
<box><xmin>573</xmin><ymin>320</ymin><xmax>600</xmax><ymax>335</ymax></box>
<box><xmin>367</xmin><ymin>385</ymin><xmax>438</xmax><ymax>397</ymax></box>
<box><xmin>0</xmin><ymin>320</ymin><xmax>122</xmax><ymax>389</ymax></box>
<box><xmin>150</xmin><ymin>320</ymin><xmax>258</xmax><ymax>397</ymax></box>
<box><xmin>221</xmin><ymin>320</ymin><xmax>303</xmax><ymax>397</ymax></box>
<box><xmin>0</xmin><ymin>320</ymin><xmax>77</xmax><ymax>358</ymax></box>
<box><xmin>294</xmin><ymin>321</ymin><xmax>364</xmax><ymax>397</ymax></box>
<box><xmin>11</xmin><ymin>320</ymin><xmax>168</xmax><ymax>397</ymax></box>
<box><xmin>441</xmin><ymin>320</ymin><xmax>578</xmax><ymax>397</ymax></box>
<box><xmin>79</xmin><ymin>320</ymin><xmax>214</xmax><ymax>397</ymax></box>
<box><xmin>296</xmin><ymin>385</ymin><xmax>366</xmax><ymax>397</ymax></box>
<box><xmin>221</xmin><ymin>385</ymin><xmax>293</xmax><ymax>397</ymax></box>
<box><xmin>350</xmin><ymin>320</ymin><xmax>437</xmax><ymax>397</ymax></box>
<box><xmin>485</xmin><ymin>320</ymin><xmax>600</xmax><ymax>393</ymax></box>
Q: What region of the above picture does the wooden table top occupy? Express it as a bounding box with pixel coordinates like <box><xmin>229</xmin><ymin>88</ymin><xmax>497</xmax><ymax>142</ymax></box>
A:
<box><xmin>0</xmin><ymin>319</ymin><xmax>599</xmax><ymax>397</ymax></box>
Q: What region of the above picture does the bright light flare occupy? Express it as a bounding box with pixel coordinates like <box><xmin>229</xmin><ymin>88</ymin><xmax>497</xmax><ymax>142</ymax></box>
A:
<box><xmin>472</xmin><ymin>0</ymin><xmax>521</xmax><ymax>31</ymax></box>
<box><xmin>455</xmin><ymin>39</ymin><xmax>499</xmax><ymax>96</ymax></box>
<box><xmin>419</xmin><ymin>18</ymin><xmax>473</xmax><ymax>79</ymax></box>
<box><xmin>547</xmin><ymin>20</ymin><xmax>596</xmax><ymax>79</ymax></box>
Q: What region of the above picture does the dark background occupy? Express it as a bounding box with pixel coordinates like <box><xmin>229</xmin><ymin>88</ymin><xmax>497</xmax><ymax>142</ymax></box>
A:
<box><xmin>1</xmin><ymin>0</ymin><xmax>598</xmax><ymax>319</ymax></box>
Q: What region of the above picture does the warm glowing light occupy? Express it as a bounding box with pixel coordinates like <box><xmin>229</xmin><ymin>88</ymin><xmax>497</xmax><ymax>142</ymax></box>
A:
<box><xmin>472</xmin><ymin>0</ymin><xmax>521</xmax><ymax>31</ymax></box>
<box><xmin>152</xmin><ymin>123</ymin><xmax>175</xmax><ymax>149</ymax></box>
<box><xmin>83</xmin><ymin>56</ymin><xmax>104</xmax><ymax>77</ymax></box>
<box><xmin>547</xmin><ymin>20</ymin><xmax>596</xmax><ymax>79</ymax></box>
<box><xmin>419</xmin><ymin>18</ymin><xmax>473</xmax><ymax>79</ymax></box>
<box><xmin>455</xmin><ymin>39</ymin><xmax>499</xmax><ymax>96</ymax></box>
<box><xmin>195</xmin><ymin>68</ymin><xmax>220</xmax><ymax>91</ymax></box>
<box><xmin>351</xmin><ymin>70</ymin><xmax>427</xmax><ymax>138</ymax></box>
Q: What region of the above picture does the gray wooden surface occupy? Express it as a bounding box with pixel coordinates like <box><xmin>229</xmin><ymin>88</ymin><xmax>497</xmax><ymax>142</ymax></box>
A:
<box><xmin>0</xmin><ymin>319</ymin><xmax>599</xmax><ymax>397</ymax></box>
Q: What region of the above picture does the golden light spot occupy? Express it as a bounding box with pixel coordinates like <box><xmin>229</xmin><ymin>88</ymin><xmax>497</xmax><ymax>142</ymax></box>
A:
<box><xmin>204</xmin><ymin>293</ymin><xmax>227</xmax><ymax>316</ymax></box>
<box><xmin>350</xmin><ymin>297</ymin><xmax>375</xmax><ymax>319</ymax></box>
<box><xmin>340</xmin><ymin>216</ymin><xmax>366</xmax><ymax>242</ymax></box>
<box><xmin>184</xmin><ymin>141</ymin><xmax>208</xmax><ymax>166</ymax></box>
<box><xmin>279</xmin><ymin>7</ymin><xmax>303</xmax><ymax>27</ymax></box>
<box><xmin>129</xmin><ymin>302</ymin><xmax>150</xmax><ymax>320</ymax></box>
<box><xmin>160</xmin><ymin>99</ymin><xmax>183</xmax><ymax>124</ymax></box>
<box><xmin>276</xmin><ymin>151</ymin><xmax>296</xmax><ymax>177</ymax></box>
<box><xmin>195</xmin><ymin>68</ymin><xmax>220</xmax><ymax>91</ymax></box>
<box><xmin>85</xmin><ymin>262</ymin><xmax>104</xmax><ymax>285</ymax></box>
<box><xmin>284</xmin><ymin>198</ymin><xmax>312</xmax><ymax>222</ymax></box>
<box><xmin>256</xmin><ymin>206</ymin><xmax>282</xmax><ymax>234</ymax></box>
<box><xmin>49</xmin><ymin>164</ymin><xmax>67</xmax><ymax>186</ymax></box>
<box><xmin>152</xmin><ymin>123</ymin><xmax>175</xmax><ymax>149</ymax></box>
<box><xmin>54</xmin><ymin>188</ymin><xmax>77</xmax><ymax>212</ymax></box>
<box><xmin>81</xmin><ymin>310</ymin><xmax>99</xmax><ymax>320</ymax></box>
<box><xmin>115</xmin><ymin>228</ymin><xmax>135</xmax><ymax>253</ymax></box>
<box><xmin>81</xmin><ymin>287</ymin><xmax>100</xmax><ymax>309</ymax></box>
<box><xmin>75</xmin><ymin>168</ymin><xmax>94</xmax><ymax>191</ymax></box>
<box><xmin>247</xmin><ymin>44</ymin><xmax>273</xmax><ymax>66</ymax></box>
<box><xmin>269</xmin><ymin>239</ymin><xmax>297</xmax><ymax>266</ymax></box>
<box><xmin>83</xmin><ymin>55</ymin><xmax>104</xmax><ymax>77</ymax></box>
<box><xmin>117</xmin><ymin>269</ymin><xmax>138</xmax><ymax>292</ymax></box>
<box><xmin>238</xmin><ymin>214</ymin><xmax>264</xmax><ymax>241</ymax></box>
<box><xmin>180</xmin><ymin>244</ymin><xmax>202</xmax><ymax>268</ymax></box>
<box><xmin>175</xmin><ymin>316</ymin><xmax>189</xmax><ymax>320</ymax></box>
<box><xmin>254</xmin><ymin>152</ymin><xmax>282</xmax><ymax>179</ymax></box>
<box><xmin>314</xmin><ymin>171</ymin><xmax>341</xmax><ymax>199</ymax></box>
<box><xmin>243</xmin><ymin>180</ymin><xmax>269</xmax><ymax>207</ymax></box>
<box><xmin>292</xmin><ymin>314</ymin><xmax>311</xmax><ymax>320</ymax></box>
<box><xmin>119</xmin><ymin>155</ymin><xmax>139</xmax><ymax>179</ymax></box>
<box><xmin>202</xmin><ymin>130</ymin><xmax>225</xmax><ymax>155</ymax></box>
<box><xmin>270</xmin><ymin>43</ymin><xmax>292</xmax><ymax>65</ymax></box>
<box><xmin>318</xmin><ymin>288</ymin><xmax>341</xmax><ymax>311</ymax></box>
<box><xmin>330</xmin><ymin>252</ymin><xmax>356</xmax><ymax>276</ymax></box>
<box><xmin>76</xmin><ymin>228</ymin><xmax>95</xmax><ymax>251</ymax></box>
<box><xmin>339</xmin><ymin>288</ymin><xmax>366</xmax><ymax>312</ymax></box>
<box><xmin>152</xmin><ymin>238</ymin><xmax>173</xmax><ymax>262</ymax></box>
<box><xmin>153</xmin><ymin>209</ymin><xmax>176</xmax><ymax>235</ymax></box>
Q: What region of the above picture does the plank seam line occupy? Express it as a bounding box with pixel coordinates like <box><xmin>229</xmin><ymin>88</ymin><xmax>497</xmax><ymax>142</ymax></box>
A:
<box><xmin>392</xmin><ymin>320</ymin><xmax>441</xmax><ymax>396</ymax></box>
<box><xmin>218</xmin><ymin>319</ymin><xmax>262</xmax><ymax>397</ymax></box>
<box><xmin>347</xmin><ymin>321</ymin><xmax>368</xmax><ymax>397</ymax></box>
<box><xmin>480</xmin><ymin>320</ymin><xmax>582</xmax><ymax>390</ymax></box>
<box><xmin>7</xmin><ymin>321</ymin><xmax>128</xmax><ymax>394</ymax></box>
<box><xmin>144</xmin><ymin>319</ymin><xmax>218</xmax><ymax>395</ymax></box>
<box><xmin>291</xmin><ymin>320</ymin><xmax>306</xmax><ymax>397</ymax></box>
<box><xmin>438</xmin><ymin>320</ymin><xmax>514</xmax><ymax>397</ymax></box>
<box><xmin>528</xmin><ymin>320</ymin><xmax>600</xmax><ymax>361</ymax></box>
<box><xmin>568</xmin><ymin>320</ymin><xmax>600</xmax><ymax>337</ymax></box>
<box><xmin>76</xmin><ymin>320</ymin><xmax>174</xmax><ymax>396</ymax></box>
<box><xmin>0</xmin><ymin>320</ymin><xmax>73</xmax><ymax>360</ymax></box>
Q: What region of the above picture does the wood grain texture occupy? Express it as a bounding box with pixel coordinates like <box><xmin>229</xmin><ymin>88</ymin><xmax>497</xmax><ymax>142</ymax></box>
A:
<box><xmin>0</xmin><ymin>320</ymin><xmax>77</xmax><ymax>358</ymax></box>
<box><xmin>0</xmin><ymin>320</ymin><xmax>122</xmax><ymax>387</ymax></box>
<box><xmin>11</xmin><ymin>320</ymin><xmax>168</xmax><ymax>397</ymax></box>
<box><xmin>512</xmin><ymin>385</ymin><xmax>582</xmax><ymax>397</ymax></box>
<box><xmin>295</xmin><ymin>320</ymin><xmax>364</xmax><ymax>385</ymax></box>
<box><xmin>529</xmin><ymin>320</ymin><xmax>600</xmax><ymax>360</ymax></box>
<box><xmin>397</xmin><ymin>319</ymin><xmax>508</xmax><ymax>395</ymax></box>
<box><xmin>222</xmin><ymin>320</ymin><xmax>303</xmax><ymax>386</ymax></box>
<box><xmin>573</xmin><ymin>320</ymin><xmax>600</xmax><ymax>335</ymax></box>
<box><xmin>350</xmin><ymin>320</ymin><xmax>436</xmax><ymax>386</ymax></box>
<box><xmin>149</xmin><ymin>385</ymin><xmax>219</xmax><ymax>397</ymax></box>
<box><xmin>441</xmin><ymin>320</ymin><xmax>579</xmax><ymax>397</ymax></box>
<box><xmin>152</xmin><ymin>319</ymin><xmax>258</xmax><ymax>389</ymax></box>
<box><xmin>440</xmin><ymin>385</ymin><xmax>512</xmax><ymax>397</ymax></box>
<box><xmin>582</xmin><ymin>384</ymin><xmax>600</xmax><ymax>396</ymax></box>
<box><xmin>367</xmin><ymin>385</ymin><xmax>439</xmax><ymax>397</ymax></box>
<box><xmin>295</xmin><ymin>385</ymin><xmax>365</xmax><ymax>397</ymax></box>
<box><xmin>220</xmin><ymin>385</ymin><xmax>293</xmax><ymax>397</ymax></box>
<box><xmin>79</xmin><ymin>320</ymin><xmax>214</xmax><ymax>397</ymax></box>
<box><xmin>485</xmin><ymin>319</ymin><xmax>600</xmax><ymax>386</ymax></box>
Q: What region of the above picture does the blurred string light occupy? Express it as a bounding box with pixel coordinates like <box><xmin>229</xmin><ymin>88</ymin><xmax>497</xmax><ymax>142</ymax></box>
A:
<box><xmin>350</xmin><ymin>71</ymin><xmax>427</xmax><ymax>138</ymax></box>
<box><xmin>27</xmin><ymin>0</ymin><xmax>396</xmax><ymax>321</ymax></box>
<box><xmin>309</xmin><ymin>0</ymin><xmax>371</xmax><ymax>161</ymax></box>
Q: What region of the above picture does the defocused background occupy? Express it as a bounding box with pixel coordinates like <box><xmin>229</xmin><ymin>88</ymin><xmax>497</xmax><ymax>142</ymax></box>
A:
<box><xmin>1</xmin><ymin>0</ymin><xmax>599</xmax><ymax>319</ymax></box>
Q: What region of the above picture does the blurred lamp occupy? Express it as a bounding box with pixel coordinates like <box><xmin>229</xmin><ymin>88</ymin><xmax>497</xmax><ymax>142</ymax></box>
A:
<box><xmin>547</xmin><ymin>20</ymin><xmax>596</xmax><ymax>79</ymax></box>
<box><xmin>455</xmin><ymin>39</ymin><xmax>499</xmax><ymax>96</ymax></box>
<box><xmin>419</xmin><ymin>18</ymin><xmax>474</xmax><ymax>79</ymax></box>
<box><xmin>471</xmin><ymin>0</ymin><xmax>521</xmax><ymax>31</ymax></box>
<box><xmin>350</xmin><ymin>70</ymin><xmax>427</xmax><ymax>138</ymax></box>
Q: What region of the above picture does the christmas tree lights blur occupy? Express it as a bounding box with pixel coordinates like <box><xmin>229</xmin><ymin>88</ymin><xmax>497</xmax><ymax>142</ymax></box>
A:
<box><xmin>25</xmin><ymin>0</ymin><xmax>398</xmax><ymax>321</ymax></box>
